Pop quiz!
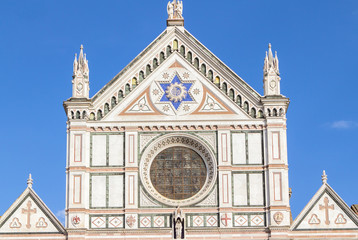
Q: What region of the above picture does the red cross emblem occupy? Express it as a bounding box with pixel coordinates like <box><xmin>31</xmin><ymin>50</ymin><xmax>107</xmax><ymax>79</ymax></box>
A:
<box><xmin>221</xmin><ymin>213</ymin><xmax>231</xmax><ymax>226</ymax></box>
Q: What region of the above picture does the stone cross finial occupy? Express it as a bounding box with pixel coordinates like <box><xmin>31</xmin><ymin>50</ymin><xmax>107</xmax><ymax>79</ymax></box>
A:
<box><xmin>322</xmin><ymin>170</ymin><xmax>327</xmax><ymax>184</ymax></box>
<box><xmin>27</xmin><ymin>174</ymin><xmax>33</xmax><ymax>188</ymax></box>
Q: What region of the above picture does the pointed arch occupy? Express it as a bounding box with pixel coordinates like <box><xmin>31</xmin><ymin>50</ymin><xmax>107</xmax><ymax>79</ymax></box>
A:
<box><xmin>208</xmin><ymin>70</ymin><xmax>213</xmax><ymax>81</ymax></box>
<box><xmin>187</xmin><ymin>51</ymin><xmax>192</xmax><ymax>63</ymax></box>
<box><xmin>173</xmin><ymin>39</ymin><xmax>179</xmax><ymax>51</ymax></box>
<box><xmin>273</xmin><ymin>108</ymin><xmax>278</xmax><ymax>117</ymax></box>
<box><xmin>200</xmin><ymin>64</ymin><xmax>206</xmax><ymax>76</ymax></box>
<box><xmin>125</xmin><ymin>84</ymin><xmax>131</xmax><ymax>96</ymax></box>
<box><xmin>180</xmin><ymin>45</ymin><xmax>185</xmax><ymax>57</ymax></box>
<box><xmin>89</xmin><ymin>112</ymin><xmax>95</xmax><ymax>120</ymax></box>
<box><xmin>236</xmin><ymin>95</ymin><xmax>242</xmax><ymax>106</ymax></box>
<box><xmin>153</xmin><ymin>58</ymin><xmax>159</xmax><ymax>70</ymax></box>
<box><xmin>250</xmin><ymin>108</ymin><xmax>256</xmax><ymax>118</ymax></box>
<box><xmin>97</xmin><ymin>110</ymin><xmax>103</xmax><ymax>120</ymax></box>
<box><xmin>71</xmin><ymin>111</ymin><xmax>74</xmax><ymax>119</ymax></box>
<box><xmin>139</xmin><ymin>71</ymin><xmax>145</xmax><ymax>83</ymax></box>
<box><xmin>214</xmin><ymin>76</ymin><xmax>220</xmax><ymax>88</ymax></box>
<box><xmin>118</xmin><ymin>90</ymin><xmax>124</xmax><ymax>102</ymax></box>
<box><xmin>76</xmin><ymin>111</ymin><xmax>81</xmax><ymax>119</ymax></box>
<box><xmin>222</xmin><ymin>82</ymin><xmax>228</xmax><ymax>94</ymax></box>
<box><xmin>146</xmin><ymin>64</ymin><xmax>151</xmax><ymax>76</ymax></box>
<box><xmin>82</xmin><ymin>111</ymin><xmax>87</xmax><ymax>119</ymax></box>
<box><xmin>104</xmin><ymin>103</ymin><xmax>110</xmax><ymax>115</ymax></box>
<box><xmin>160</xmin><ymin>52</ymin><xmax>165</xmax><ymax>64</ymax></box>
<box><xmin>267</xmin><ymin>108</ymin><xmax>272</xmax><ymax>117</ymax></box>
<box><xmin>166</xmin><ymin>45</ymin><xmax>172</xmax><ymax>57</ymax></box>
<box><xmin>111</xmin><ymin>96</ymin><xmax>117</xmax><ymax>108</ymax></box>
<box><xmin>194</xmin><ymin>58</ymin><xmax>199</xmax><ymax>70</ymax></box>
<box><xmin>244</xmin><ymin>101</ymin><xmax>249</xmax><ymax>114</ymax></box>
<box><xmin>258</xmin><ymin>110</ymin><xmax>264</xmax><ymax>118</ymax></box>
<box><xmin>279</xmin><ymin>108</ymin><xmax>284</xmax><ymax>116</ymax></box>
<box><xmin>132</xmin><ymin>77</ymin><xmax>138</xmax><ymax>88</ymax></box>
<box><xmin>229</xmin><ymin>89</ymin><xmax>235</xmax><ymax>101</ymax></box>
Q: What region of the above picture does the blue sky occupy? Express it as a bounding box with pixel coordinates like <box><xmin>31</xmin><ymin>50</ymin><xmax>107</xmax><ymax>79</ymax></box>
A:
<box><xmin>0</xmin><ymin>0</ymin><xmax>357</xmax><ymax>222</ymax></box>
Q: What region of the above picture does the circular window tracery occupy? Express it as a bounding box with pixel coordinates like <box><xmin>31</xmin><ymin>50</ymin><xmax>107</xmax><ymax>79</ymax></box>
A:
<box><xmin>150</xmin><ymin>146</ymin><xmax>207</xmax><ymax>200</ymax></box>
<box><xmin>140</xmin><ymin>134</ymin><xmax>217</xmax><ymax>206</ymax></box>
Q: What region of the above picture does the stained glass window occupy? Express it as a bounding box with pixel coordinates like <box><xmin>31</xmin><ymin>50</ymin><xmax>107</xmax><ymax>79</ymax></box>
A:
<box><xmin>150</xmin><ymin>147</ymin><xmax>207</xmax><ymax>200</ymax></box>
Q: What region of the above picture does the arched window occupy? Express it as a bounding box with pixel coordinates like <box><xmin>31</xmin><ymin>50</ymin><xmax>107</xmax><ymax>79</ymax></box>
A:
<box><xmin>187</xmin><ymin>51</ymin><xmax>192</xmax><ymax>63</ymax></box>
<box><xmin>173</xmin><ymin>40</ymin><xmax>178</xmax><ymax>51</ymax></box>
<box><xmin>71</xmin><ymin>111</ymin><xmax>74</xmax><ymax>119</ymax></box>
<box><xmin>180</xmin><ymin>45</ymin><xmax>185</xmax><ymax>57</ymax></box>
<box><xmin>200</xmin><ymin>64</ymin><xmax>206</xmax><ymax>76</ymax></box>
<box><xmin>97</xmin><ymin>110</ymin><xmax>103</xmax><ymax>120</ymax></box>
<box><xmin>244</xmin><ymin>102</ymin><xmax>249</xmax><ymax>114</ymax></box>
<box><xmin>166</xmin><ymin>45</ymin><xmax>172</xmax><ymax>57</ymax></box>
<box><xmin>118</xmin><ymin>90</ymin><xmax>124</xmax><ymax>102</ymax></box>
<box><xmin>258</xmin><ymin>110</ymin><xmax>264</xmax><ymax>118</ymax></box>
<box><xmin>125</xmin><ymin>84</ymin><xmax>131</xmax><ymax>96</ymax></box>
<box><xmin>104</xmin><ymin>103</ymin><xmax>110</xmax><ymax>115</ymax></box>
<box><xmin>82</xmin><ymin>111</ymin><xmax>87</xmax><ymax>119</ymax></box>
<box><xmin>222</xmin><ymin>82</ymin><xmax>228</xmax><ymax>94</ymax></box>
<box><xmin>139</xmin><ymin>71</ymin><xmax>145</xmax><ymax>83</ymax></box>
<box><xmin>146</xmin><ymin>64</ymin><xmax>151</xmax><ymax>76</ymax></box>
<box><xmin>229</xmin><ymin>89</ymin><xmax>235</xmax><ymax>101</ymax></box>
<box><xmin>160</xmin><ymin>52</ymin><xmax>165</xmax><ymax>64</ymax></box>
<box><xmin>132</xmin><ymin>77</ymin><xmax>138</xmax><ymax>88</ymax></box>
<box><xmin>208</xmin><ymin>70</ymin><xmax>213</xmax><ymax>81</ymax></box>
<box><xmin>194</xmin><ymin>58</ymin><xmax>199</xmax><ymax>70</ymax></box>
<box><xmin>236</xmin><ymin>95</ymin><xmax>242</xmax><ymax>106</ymax></box>
<box><xmin>111</xmin><ymin>97</ymin><xmax>117</xmax><ymax>108</ymax></box>
<box><xmin>279</xmin><ymin>108</ymin><xmax>284</xmax><ymax>116</ymax></box>
<box><xmin>251</xmin><ymin>108</ymin><xmax>256</xmax><ymax>118</ymax></box>
<box><xmin>76</xmin><ymin>111</ymin><xmax>81</xmax><ymax>119</ymax></box>
<box><xmin>153</xmin><ymin>58</ymin><xmax>158</xmax><ymax>70</ymax></box>
<box><xmin>89</xmin><ymin>112</ymin><xmax>95</xmax><ymax>120</ymax></box>
<box><xmin>267</xmin><ymin>109</ymin><xmax>271</xmax><ymax>117</ymax></box>
<box><xmin>214</xmin><ymin>76</ymin><xmax>220</xmax><ymax>88</ymax></box>
<box><xmin>273</xmin><ymin>108</ymin><xmax>278</xmax><ymax>117</ymax></box>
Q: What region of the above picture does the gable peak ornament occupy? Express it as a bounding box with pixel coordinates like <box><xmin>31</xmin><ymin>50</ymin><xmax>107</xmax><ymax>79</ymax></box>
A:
<box><xmin>27</xmin><ymin>174</ymin><xmax>33</xmax><ymax>188</ymax></box>
<box><xmin>167</xmin><ymin>0</ymin><xmax>184</xmax><ymax>27</ymax></box>
<box><xmin>322</xmin><ymin>170</ymin><xmax>327</xmax><ymax>184</ymax></box>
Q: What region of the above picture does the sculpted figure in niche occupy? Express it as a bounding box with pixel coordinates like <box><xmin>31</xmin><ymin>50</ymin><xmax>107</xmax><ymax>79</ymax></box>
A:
<box><xmin>173</xmin><ymin>206</ymin><xmax>184</xmax><ymax>239</ymax></box>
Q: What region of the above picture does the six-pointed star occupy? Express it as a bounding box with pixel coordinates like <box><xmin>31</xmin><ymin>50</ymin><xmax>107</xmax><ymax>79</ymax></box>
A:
<box><xmin>159</xmin><ymin>74</ymin><xmax>194</xmax><ymax>110</ymax></box>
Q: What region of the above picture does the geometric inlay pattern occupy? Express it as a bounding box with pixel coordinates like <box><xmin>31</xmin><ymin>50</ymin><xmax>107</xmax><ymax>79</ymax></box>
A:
<box><xmin>91</xmin><ymin>217</ymin><xmax>105</xmax><ymax>228</ymax></box>
<box><xmin>234</xmin><ymin>215</ymin><xmax>248</xmax><ymax>227</ymax></box>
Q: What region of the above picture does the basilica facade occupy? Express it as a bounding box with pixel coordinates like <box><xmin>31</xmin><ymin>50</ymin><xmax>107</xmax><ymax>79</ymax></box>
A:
<box><xmin>0</xmin><ymin>1</ymin><xmax>357</xmax><ymax>239</ymax></box>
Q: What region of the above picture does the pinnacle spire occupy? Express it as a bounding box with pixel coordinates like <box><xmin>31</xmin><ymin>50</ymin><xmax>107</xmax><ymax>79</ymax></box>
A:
<box><xmin>322</xmin><ymin>170</ymin><xmax>327</xmax><ymax>184</ymax></box>
<box><xmin>72</xmin><ymin>45</ymin><xmax>90</xmax><ymax>98</ymax></box>
<box><xmin>27</xmin><ymin>174</ymin><xmax>33</xmax><ymax>188</ymax></box>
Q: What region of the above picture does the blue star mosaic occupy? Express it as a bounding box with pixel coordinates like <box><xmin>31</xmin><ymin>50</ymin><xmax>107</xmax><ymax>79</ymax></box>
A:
<box><xmin>159</xmin><ymin>74</ymin><xmax>194</xmax><ymax>110</ymax></box>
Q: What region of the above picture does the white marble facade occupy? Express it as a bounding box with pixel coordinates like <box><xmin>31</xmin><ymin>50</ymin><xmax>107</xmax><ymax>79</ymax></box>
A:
<box><xmin>0</xmin><ymin>1</ymin><xmax>357</xmax><ymax>239</ymax></box>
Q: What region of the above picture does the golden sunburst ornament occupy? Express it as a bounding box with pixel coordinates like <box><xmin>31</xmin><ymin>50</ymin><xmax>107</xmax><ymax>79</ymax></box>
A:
<box><xmin>165</xmin><ymin>82</ymin><xmax>187</xmax><ymax>102</ymax></box>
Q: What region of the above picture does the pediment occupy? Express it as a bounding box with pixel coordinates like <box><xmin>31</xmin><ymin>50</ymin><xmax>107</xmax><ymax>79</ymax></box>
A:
<box><xmin>88</xmin><ymin>27</ymin><xmax>264</xmax><ymax>122</ymax></box>
<box><xmin>291</xmin><ymin>183</ymin><xmax>358</xmax><ymax>230</ymax></box>
<box><xmin>103</xmin><ymin>53</ymin><xmax>251</xmax><ymax>122</ymax></box>
<box><xmin>0</xmin><ymin>187</ymin><xmax>65</xmax><ymax>234</ymax></box>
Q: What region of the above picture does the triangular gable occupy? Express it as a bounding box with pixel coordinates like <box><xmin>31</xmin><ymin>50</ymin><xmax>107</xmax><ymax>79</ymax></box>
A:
<box><xmin>0</xmin><ymin>187</ymin><xmax>65</xmax><ymax>234</ymax></box>
<box><xmin>89</xmin><ymin>27</ymin><xmax>263</xmax><ymax>121</ymax></box>
<box><xmin>291</xmin><ymin>183</ymin><xmax>358</xmax><ymax>231</ymax></box>
<box><xmin>103</xmin><ymin>53</ymin><xmax>250</xmax><ymax>121</ymax></box>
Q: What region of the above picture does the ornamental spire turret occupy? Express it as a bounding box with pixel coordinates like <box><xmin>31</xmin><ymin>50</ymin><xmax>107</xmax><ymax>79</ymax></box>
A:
<box><xmin>263</xmin><ymin>43</ymin><xmax>281</xmax><ymax>96</ymax></box>
<box><xmin>72</xmin><ymin>45</ymin><xmax>90</xmax><ymax>98</ymax></box>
